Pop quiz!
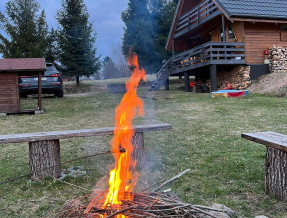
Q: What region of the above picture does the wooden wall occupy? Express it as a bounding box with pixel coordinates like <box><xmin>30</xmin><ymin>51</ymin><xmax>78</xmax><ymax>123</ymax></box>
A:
<box><xmin>0</xmin><ymin>73</ymin><xmax>20</xmax><ymax>113</ymax></box>
<box><xmin>244</xmin><ymin>22</ymin><xmax>287</xmax><ymax>64</ymax></box>
<box><xmin>232</xmin><ymin>22</ymin><xmax>244</xmax><ymax>42</ymax></box>
<box><xmin>211</xmin><ymin>29</ymin><xmax>220</xmax><ymax>41</ymax></box>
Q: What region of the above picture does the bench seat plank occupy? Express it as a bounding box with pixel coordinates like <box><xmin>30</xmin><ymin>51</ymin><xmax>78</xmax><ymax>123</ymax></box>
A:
<box><xmin>241</xmin><ymin>131</ymin><xmax>287</xmax><ymax>152</ymax></box>
<box><xmin>0</xmin><ymin>123</ymin><xmax>172</xmax><ymax>144</ymax></box>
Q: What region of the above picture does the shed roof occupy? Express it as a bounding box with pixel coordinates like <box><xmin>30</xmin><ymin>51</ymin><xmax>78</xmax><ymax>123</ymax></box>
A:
<box><xmin>217</xmin><ymin>0</ymin><xmax>287</xmax><ymax>20</ymax></box>
<box><xmin>0</xmin><ymin>58</ymin><xmax>46</xmax><ymax>72</ymax></box>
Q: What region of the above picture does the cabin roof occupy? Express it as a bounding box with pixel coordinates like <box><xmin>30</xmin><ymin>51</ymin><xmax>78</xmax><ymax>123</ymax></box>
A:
<box><xmin>217</xmin><ymin>0</ymin><xmax>287</xmax><ymax>20</ymax></box>
<box><xmin>0</xmin><ymin>58</ymin><xmax>46</xmax><ymax>73</ymax></box>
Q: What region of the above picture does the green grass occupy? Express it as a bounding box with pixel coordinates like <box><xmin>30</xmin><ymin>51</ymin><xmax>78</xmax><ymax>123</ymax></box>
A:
<box><xmin>0</xmin><ymin>79</ymin><xmax>287</xmax><ymax>217</ymax></box>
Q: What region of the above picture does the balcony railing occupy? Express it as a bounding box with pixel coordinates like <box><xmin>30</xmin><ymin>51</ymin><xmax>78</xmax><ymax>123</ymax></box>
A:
<box><xmin>174</xmin><ymin>0</ymin><xmax>220</xmax><ymax>38</ymax></box>
<box><xmin>171</xmin><ymin>42</ymin><xmax>246</xmax><ymax>73</ymax></box>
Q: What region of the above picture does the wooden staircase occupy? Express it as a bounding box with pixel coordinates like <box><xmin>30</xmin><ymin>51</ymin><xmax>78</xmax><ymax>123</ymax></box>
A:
<box><xmin>149</xmin><ymin>58</ymin><xmax>173</xmax><ymax>91</ymax></box>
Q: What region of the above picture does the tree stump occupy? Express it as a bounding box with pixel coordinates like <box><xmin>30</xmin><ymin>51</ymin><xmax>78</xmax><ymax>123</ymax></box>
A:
<box><xmin>265</xmin><ymin>147</ymin><xmax>287</xmax><ymax>201</ymax></box>
<box><xmin>131</xmin><ymin>132</ymin><xmax>144</xmax><ymax>168</ymax></box>
<box><xmin>29</xmin><ymin>140</ymin><xmax>61</xmax><ymax>181</ymax></box>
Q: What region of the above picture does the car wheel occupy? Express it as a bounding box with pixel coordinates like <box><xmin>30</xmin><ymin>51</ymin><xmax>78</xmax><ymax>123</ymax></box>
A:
<box><xmin>20</xmin><ymin>94</ymin><xmax>28</xmax><ymax>98</ymax></box>
<box><xmin>55</xmin><ymin>90</ymin><xmax>64</xmax><ymax>98</ymax></box>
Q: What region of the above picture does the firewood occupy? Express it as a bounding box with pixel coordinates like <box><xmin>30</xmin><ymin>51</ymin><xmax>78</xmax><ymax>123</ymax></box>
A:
<box><xmin>154</xmin><ymin>168</ymin><xmax>190</xmax><ymax>192</ymax></box>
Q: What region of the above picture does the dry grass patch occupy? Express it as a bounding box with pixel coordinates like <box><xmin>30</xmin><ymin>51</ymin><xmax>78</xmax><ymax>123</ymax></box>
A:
<box><xmin>0</xmin><ymin>79</ymin><xmax>287</xmax><ymax>217</ymax></box>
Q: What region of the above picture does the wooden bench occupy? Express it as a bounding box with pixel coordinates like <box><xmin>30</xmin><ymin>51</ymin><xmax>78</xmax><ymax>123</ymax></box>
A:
<box><xmin>241</xmin><ymin>131</ymin><xmax>287</xmax><ymax>201</ymax></box>
<box><xmin>0</xmin><ymin>123</ymin><xmax>172</xmax><ymax>181</ymax></box>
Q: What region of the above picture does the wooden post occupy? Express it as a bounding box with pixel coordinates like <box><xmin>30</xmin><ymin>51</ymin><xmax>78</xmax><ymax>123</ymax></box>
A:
<box><xmin>172</xmin><ymin>40</ymin><xmax>175</xmax><ymax>57</ymax></box>
<box><xmin>38</xmin><ymin>72</ymin><xmax>42</xmax><ymax>110</ymax></box>
<box><xmin>222</xmin><ymin>14</ymin><xmax>226</xmax><ymax>42</ymax></box>
<box><xmin>184</xmin><ymin>72</ymin><xmax>190</xmax><ymax>92</ymax></box>
<box><xmin>210</xmin><ymin>64</ymin><xmax>217</xmax><ymax>92</ymax></box>
<box><xmin>29</xmin><ymin>140</ymin><xmax>61</xmax><ymax>181</ymax></box>
<box><xmin>16</xmin><ymin>73</ymin><xmax>21</xmax><ymax>112</ymax></box>
<box><xmin>265</xmin><ymin>147</ymin><xmax>287</xmax><ymax>201</ymax></box>
<box><xmin>165</xmin><ymin>77</ymin><xmax>169</xmax><ymax>91</ymax></box>
<box><xmin>131</xmin><ymin>132</ymin><xmax>144</xmax><ymax>168</ymax></box>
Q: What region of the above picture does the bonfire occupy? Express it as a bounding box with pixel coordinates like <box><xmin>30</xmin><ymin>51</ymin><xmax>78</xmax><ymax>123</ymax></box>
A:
<box><xmin>59</xmin><ymin>54</ymin><xmax>233</xmax><ymax>218</ymax></box>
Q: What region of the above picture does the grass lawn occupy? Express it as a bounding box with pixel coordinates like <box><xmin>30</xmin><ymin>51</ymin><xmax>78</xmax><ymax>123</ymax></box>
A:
<box><xmin>0</xmin><ymin>78</ymin><xmax>286</xmax><ymax>217</ymax></box>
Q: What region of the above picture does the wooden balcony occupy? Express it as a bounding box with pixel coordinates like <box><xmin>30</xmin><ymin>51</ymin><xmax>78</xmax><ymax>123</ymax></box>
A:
<box><xmin>174</xmin><ymin>0</ymin><xmax>220</xmax><ymax>39</ymax></box>
<box><xmin>171</xmin><ymin>42</ymin><xmax>246</xmax><ymax>74</ymax></box>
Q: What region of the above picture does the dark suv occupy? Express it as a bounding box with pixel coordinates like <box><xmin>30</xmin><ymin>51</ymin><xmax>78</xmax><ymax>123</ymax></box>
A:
<box><xmin>19</xmin><ymin>63</ymin><xmax>64</xmax><ymax>98</ymax></box>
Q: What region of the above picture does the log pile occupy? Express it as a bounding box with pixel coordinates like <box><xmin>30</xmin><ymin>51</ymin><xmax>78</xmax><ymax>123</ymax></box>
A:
<box><xmin>268</xmin><ymin>45</ymin><xmax>287</xmax><ymax>73</ymax></box>
<box><xmin>206</xmin><ymin>66</ymin><xmax>251</xmax><ymax>90</ymax></box>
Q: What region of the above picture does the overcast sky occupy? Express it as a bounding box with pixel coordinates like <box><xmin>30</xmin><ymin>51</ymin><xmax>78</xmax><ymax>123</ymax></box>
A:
<box><xmin>0</xmin><ymin>0</ymin><xmax>129</xmax><ymax>60</ymax></box>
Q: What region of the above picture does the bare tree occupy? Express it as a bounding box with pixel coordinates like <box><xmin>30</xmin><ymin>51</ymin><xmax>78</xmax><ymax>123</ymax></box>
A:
<box><xmin>111</xmin><ymin>43</ymin><xmax>130</xmax><ymax>78</ymax></box>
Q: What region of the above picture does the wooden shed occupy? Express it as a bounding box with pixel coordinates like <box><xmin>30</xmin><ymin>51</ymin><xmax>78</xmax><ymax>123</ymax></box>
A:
<box><xmin>0</xmin><ymin>58</ymin><xmax>46</xmax><ymax>114</ymax></box>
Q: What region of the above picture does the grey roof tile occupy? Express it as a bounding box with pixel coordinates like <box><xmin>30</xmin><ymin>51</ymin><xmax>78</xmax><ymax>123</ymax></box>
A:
<box><xmin>216</xmin><ymin>0</ymin><xmax>287</xmax><ymax>19</ymax></box>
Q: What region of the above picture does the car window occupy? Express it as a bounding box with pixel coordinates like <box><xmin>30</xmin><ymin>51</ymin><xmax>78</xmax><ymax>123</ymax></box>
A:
<box><xmin>21</xmin><ymin>77</ymin><xmax>35</xmax><ymax>82</ymax></box>
<box><xmin>45</xmin><ymin>77</ymin><xmax>59</xmax><ymax>81</ymax></box>
<box><xmin>46</xmin><ymin>65</ymin><xmax>56</xmax><ymax>71</ymax></box>
<box><xmin>21</xmin><ymin>77</ymin><xmax>59</xmax><ymax>82</ymax></box>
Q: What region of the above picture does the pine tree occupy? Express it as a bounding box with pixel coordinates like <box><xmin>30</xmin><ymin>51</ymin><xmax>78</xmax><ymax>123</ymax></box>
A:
<box><xmin>154</xmin><ymin>0</ymin><xmax>179</xmax><ymax>61</ymax></box>
<box><xmin>56</xmin><ymin>0</ymin><xmax>100</xmax><ymax>85</ymax></box>
<box><xmin>0</xmin><ymin>0</ymin><xmax>49</xmax><ymax>58</ymax></box>
<box><xmin>121</xmin><ymin>0</ymin><xmax>178</xmax><ymax>74</ymax></box>
<box><xmin>45</xmin><ymin>28</ymin><xmax>58</xmax><ymax>64</ymax></box>
<box><xmin>122</xmin><ymin>0</ymin><xmax>161</xmax><ymax>73</ymax></box>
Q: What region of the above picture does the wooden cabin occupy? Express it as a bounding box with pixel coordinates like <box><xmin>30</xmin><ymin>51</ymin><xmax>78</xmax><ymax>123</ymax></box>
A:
<box><xmin>0</xmin><ymin>58</ymin><xmax>46</xmax><ymax>114</ymax></box>
<box><xmin>150</xmin><ymin>0</ymin><xmax>287</xmax><ymax>91</ymax></box>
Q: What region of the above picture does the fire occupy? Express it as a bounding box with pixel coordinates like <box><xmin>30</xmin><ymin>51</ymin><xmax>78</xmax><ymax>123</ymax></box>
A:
<box><xmin>85</xmin><ymin>53</ymin><xmax>146</xmax><ymax>216</ymax></box>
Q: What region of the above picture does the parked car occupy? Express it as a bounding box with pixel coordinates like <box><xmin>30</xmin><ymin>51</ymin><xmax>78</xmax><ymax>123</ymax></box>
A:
<box><xmin>19</xmin><ymin>63</ymin><xmax>64</xmax><ymax>98</ymax></box>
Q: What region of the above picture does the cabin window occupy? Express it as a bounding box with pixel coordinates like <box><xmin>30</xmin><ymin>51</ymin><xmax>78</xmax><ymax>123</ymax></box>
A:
<box><xmin>281</xmin><ymin>32</ymin><xmax>287</xmax><ymax>42</ymax></box>
<box><xmin>280</xmin><ymin>24</ymin><xmax>287</xmax><ymax>42</ymax></box>
<box><xmin>228</xmin><ymin>25</ymin><xmax>235</xmax><ymax>40</ymax></box>
<box><xmin>220</xmin><ymin>28</ymin><xmax>224</xmax><ymax>41</ymax></box>
<box><xmin>220</xmin><ymin>25</ymin><xmax>236</xmax><ymax>41</ymax></box>
<box><xmin>280</xmin><ymin>24</ymin><xmax>287</xmax><ymax>30</ymax></box>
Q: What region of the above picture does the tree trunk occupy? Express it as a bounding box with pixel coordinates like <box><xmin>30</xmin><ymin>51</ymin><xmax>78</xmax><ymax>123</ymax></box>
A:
<box><xmin>265</xmin><ymin>147</ymin><xmax>287</xmax><ymax>201</ymax></box>
<box><xmin>76</xmin><ymin>76</ymin><xmax>80</xmax><ymax>86</ymax></box>
<box><xmin>29</xmin><ymin>140</ymin><xmax>61</xmax><ymax>181</ymax></box>
<box><xmin>131</xmin><ymin>132</ymin><xmax>144</xmax><ymax>169</ymax></box>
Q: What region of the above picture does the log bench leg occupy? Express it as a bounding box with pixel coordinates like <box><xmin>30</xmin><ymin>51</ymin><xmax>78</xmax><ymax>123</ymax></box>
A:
<box><xmin>131</xmin><ymin>132</ymin><xmax>144</xmax><ymax>168</ymax></box>
<box><xmin>29</xmin><ymin>140</ymin><xmax>61</xmax><ymax>181</ymax></box>
<box><xmin>265</xmin><ymin>147</ymin><xmax>287</xmax><ymax>201</ymax></box>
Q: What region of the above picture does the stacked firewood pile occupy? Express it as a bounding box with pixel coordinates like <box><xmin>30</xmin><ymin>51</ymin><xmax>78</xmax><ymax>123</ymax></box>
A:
<box><xmin>206</xmin><ymin>66</ymin><xmax>251</xmax><ymax>90</ymax></box>
<box><xmin>269</xmin><ymin>45</ymin><xmax>287</xmax><ymax>73</ymax></box>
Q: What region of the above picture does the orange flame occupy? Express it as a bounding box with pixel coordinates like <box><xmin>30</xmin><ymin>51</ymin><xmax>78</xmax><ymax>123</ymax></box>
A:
<box><xmin>85</xmin><ymin>53</ymin><xmax>146</xmax><ymax>216</ymax></box>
